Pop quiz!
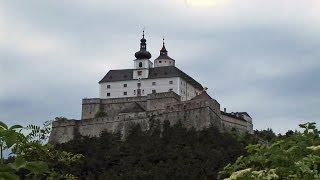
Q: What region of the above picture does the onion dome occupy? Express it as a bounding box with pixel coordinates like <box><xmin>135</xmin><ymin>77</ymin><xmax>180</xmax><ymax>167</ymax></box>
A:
<box><xmin>135</xmin><ymin>31</ymin><xmax>152</xmax><ymax>59</ymax></box>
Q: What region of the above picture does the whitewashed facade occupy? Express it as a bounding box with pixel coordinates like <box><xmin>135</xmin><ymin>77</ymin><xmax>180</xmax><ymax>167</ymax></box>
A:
<box><xmin>99</xmin><ymin>77</ymin><xmax>201</xmax><ymax>100</ymax></box>
<box><xmin>99</xmin><ymin>34</ymin><xmax>203</xmax><ymax>100</ymax></box>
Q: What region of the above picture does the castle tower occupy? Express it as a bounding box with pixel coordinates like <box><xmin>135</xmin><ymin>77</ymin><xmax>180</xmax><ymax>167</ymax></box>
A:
<box><xmin>133</xmin><ymin>31</ymin><xmax>153</xmax><ymax>80</ymax></box>
<box><xmin>98</xmin><ymin>33</ymin><xmax>203</xmax><ymax>99</ymax></box>
<box><xmin>154</xmin><ymin>38</ymin><xmax>175</xmax><ymax>67</ymax></box>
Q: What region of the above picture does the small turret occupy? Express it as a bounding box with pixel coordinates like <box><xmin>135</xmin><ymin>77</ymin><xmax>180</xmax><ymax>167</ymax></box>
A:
<box><xmin>154</xmin><ymin>37</ymin><xmax>175</xmax><ymax>67</ymax></box>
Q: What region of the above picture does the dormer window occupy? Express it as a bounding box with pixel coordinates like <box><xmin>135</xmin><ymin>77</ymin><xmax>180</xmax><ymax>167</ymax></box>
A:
<box><xmin>139</xmin><ymin>62</ymin><xmax>143</xmax><ymax>68</ymax></box>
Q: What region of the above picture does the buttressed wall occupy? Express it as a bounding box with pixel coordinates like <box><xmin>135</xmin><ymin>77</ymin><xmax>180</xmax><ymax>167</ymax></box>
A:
<box><xmin>49</xmin><ymin>92</ymin><xmax>223</xmax><ymax>144</ymax></box>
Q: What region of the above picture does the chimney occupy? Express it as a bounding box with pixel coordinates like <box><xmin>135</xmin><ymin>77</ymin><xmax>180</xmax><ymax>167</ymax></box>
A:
<box><xmin>224</xmin><ymin>108</ymin><xmax>226</xmax><ymax>113</ymax></box>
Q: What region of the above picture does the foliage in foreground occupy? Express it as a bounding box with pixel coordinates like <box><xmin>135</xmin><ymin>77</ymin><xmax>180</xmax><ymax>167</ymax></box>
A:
<box><xmin>218</xmin><ymin>122</ymin><xmax>320</xmax><ymax>180</ymax></box>
<box><xmin>0</xmin><ymin>119</ymin><xmax>82</xmax><ymax>180</ymax></box>
<box><xmin>56</xmin><ymin>120</ymin><xmax>253</xmax><ymax>179</ymax></box>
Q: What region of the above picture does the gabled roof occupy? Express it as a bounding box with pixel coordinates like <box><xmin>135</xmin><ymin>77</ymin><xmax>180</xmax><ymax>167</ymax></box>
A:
<box><xmin>155</xmin><ymin>54</ymin><xmax>175</xmax><ymax>61</ymax></box>
<box><xmin>99</xmin><ymin>66</ymin><xmax>203</xmax><ymax>90</ymax></box>
<box><xmin>236</xmin><ymin>112</ymin><xmax>252</xmax><ymax>118</ymax></box>
<box><xmin>191</xmin><ymin>91</ymin><xmax>212</xmax><ymax>100</ymax></box>
<box><xmin>99</xmin><ymin>69</ymin><xmax>134</xmax><ymax>83</ymax></box>
<box><xmin>221</xmin><ymin>111</ymin><xmax>247</xmax><ymax>122</ymax></box>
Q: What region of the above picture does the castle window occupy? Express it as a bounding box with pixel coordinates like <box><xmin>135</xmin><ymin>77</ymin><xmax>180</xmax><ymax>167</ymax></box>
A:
<box><xmin>134</xmin><ymin>90</ymin><xmax>136</xmax><ymax>95</ymax></box>
<box><xmin>137</xmin><ymin>71</ymin><xmax>142</xmax><ymax>76</ymax></box>
<box><xmin>165</xmin><ymin>61</ymin><xmax>167</xmax><ymax>63</ymax></box>
<box><xmin>169</xmin><ymin>88</ymin><xmax>173</xmax><ymax>92</ymax></box>
<box><xmin>139</xmin><ymin>62</ymin><xmax>143</xmax><ymax>68</ymax></box>
<box><xmin>123</xmin><ymin>91</ymin><xmax>127</xmax><ymax>96</ymax></box>
<box><xmin>107</xmin><ymin>93</ymin><xmax>110</xmax><ymax>97</ymax></box>
<box><xmin>137</xmin><ymin>83</ymin><xmax>141</xmax><ymax>87</ymax></box>
<box><xmin>159</xmin><ymin>61</ymin><xmax>162</xmax><ymax>63</ymax></box>
<box><xmin>107</xmin><ymin>85</ymin><xmax>111</xmax><ymax>89</ymax></box>
<box><xmin>169</xmin><ymin>80</ymin><xmax>173</xmax><ymax>84</ymax></box>
<box><xmin>123</xmin><ymin>84</ymin><xmax>127</xmax><ymax>87</ymax></box>
<box><xmin>152</xmin><ymin>82</ymin><xmax>156</xmax><ymax>86</ymax></box>
<box><xmin>152</xmin><ymin>90</ymin><xmax>156</xmax><ymax>93</ymax></box>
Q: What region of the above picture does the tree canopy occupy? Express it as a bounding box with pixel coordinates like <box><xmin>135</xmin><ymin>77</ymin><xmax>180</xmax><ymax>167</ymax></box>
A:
<box><xmin>2</xmin><ymin>117</ymin><xmax>318</xmax><ymax>180</ymax></box>
<box><xmin>218</xmin><ymin>122</ymin><xmax>320</xmax><ymax>180</ymax></box>
<box><xmin>56</xmin><ymin>120</ymin><xmax>253</xmax><ymax>179</ymax></box>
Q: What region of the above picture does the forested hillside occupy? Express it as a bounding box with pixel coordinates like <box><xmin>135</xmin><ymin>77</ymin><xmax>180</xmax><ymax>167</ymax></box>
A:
<box><xmin>1</xmin><ymin>120</ymin><xmax>319</xmax><ymax>179</ymax></box>
<box><xmin>55</xmin><ymin>121</ymin><xmax>257</xmax><ymax>179</ymax></box>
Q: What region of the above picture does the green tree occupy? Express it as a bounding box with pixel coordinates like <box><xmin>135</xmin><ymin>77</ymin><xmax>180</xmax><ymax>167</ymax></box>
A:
<box><xmin>0</xmin><ymin>120</ymin><xmax>82</xmax><ymax>180</ymax></box>
<box><xmin>0</xmin><ymin>121</ymin><xmax>49</xmax><ymax>180</ymax></box>
<box><xmin>57</xmin><ymin>120</ymin><xmax>249</xmax><ymax>179</ymax></box>
<box><xmin>218</xmin><ymin>122</ymin><xmax>320</xmax><ymax>180</ymax></box>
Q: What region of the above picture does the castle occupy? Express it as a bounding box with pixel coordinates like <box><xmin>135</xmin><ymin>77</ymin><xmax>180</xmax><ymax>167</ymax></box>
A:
<box><xmin>49</xmin><ymin>32</ymin><xmax>253</xmax><ymax>144</ymax></box>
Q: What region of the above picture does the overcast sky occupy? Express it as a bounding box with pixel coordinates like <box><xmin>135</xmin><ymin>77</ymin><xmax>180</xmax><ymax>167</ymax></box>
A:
<box><xmin>1</xmin><ymin>0</ymin><xmax>320</xmax><ymax>133</ymax></box>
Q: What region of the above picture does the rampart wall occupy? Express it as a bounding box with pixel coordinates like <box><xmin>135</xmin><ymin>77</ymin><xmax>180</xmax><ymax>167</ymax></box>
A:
<box><xmin>49</xmin><ymin>119</ymin><xmax>77</xmax><ymax>144</ymax></box>
<box><xmin>147</xmin><ymin>92</ymin><xmax>181</xmax><ymax>110</ymax></box>
<box><xmin>50</xmin><ymin>113</ymin><xmax>151</xmax><ymax>143</ymax></box>
<box><xmin>49</xmin><ymin>97</ymin><xmax>222</xmax><ymax>144</ymax></box>
<box><xmin>82</xmin><ymin>96</ymin><xmax>148</xmax><ymax>119</ymax></box>
<box><xmin>82</xmin><ymin>92</ymin><xmax>182</xmax><ymax>119</ymax></box>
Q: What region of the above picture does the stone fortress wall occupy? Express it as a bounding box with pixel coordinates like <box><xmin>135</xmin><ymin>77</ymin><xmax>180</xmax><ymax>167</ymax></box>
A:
<box><xmin>81</xmin><ymin>96</ymin><xmax>148</xmax><ymax>119</ymax></box>
<box><xmin>50</xmin><ymin>92</ymin><xmax>224</xmax><ymax>144</ymax></box>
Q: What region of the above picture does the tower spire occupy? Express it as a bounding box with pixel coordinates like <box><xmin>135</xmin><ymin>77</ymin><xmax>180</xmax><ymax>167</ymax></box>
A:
<box><xmin>163</xmin><ymin>35</ymin><xmax>165</xmax><ymax>46</ymax></box>
<box><xmin>160</xmin><ymin>36</ymin><xmax>168</xmax><ymax>55</ymax></box>
<box><xmin>140</xmin><ymin>30</ymin><xmax>146</xmax><ymax>50</ymax></box>
<box><xmin>143</xmin><ymin>29</ymin><xmax>145</xmax><ymax>39</ymax></box>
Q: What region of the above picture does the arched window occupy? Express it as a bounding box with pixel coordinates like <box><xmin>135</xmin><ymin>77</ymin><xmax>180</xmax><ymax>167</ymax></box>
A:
<box><xmin>139</xmin><ymin>62</ymin><xmax>143</xmax><ymax>67</ymax></box>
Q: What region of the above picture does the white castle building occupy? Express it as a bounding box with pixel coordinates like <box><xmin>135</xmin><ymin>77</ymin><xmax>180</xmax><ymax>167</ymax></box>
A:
<box><xmin>99</xmin><ymin>32</ymin><xmax>202</xmax><ymax>101</ymax></box>
<box><xmin>49</xmin><ymin>32</ymin><xmax>254</xmax><ymax>144</ymax></box>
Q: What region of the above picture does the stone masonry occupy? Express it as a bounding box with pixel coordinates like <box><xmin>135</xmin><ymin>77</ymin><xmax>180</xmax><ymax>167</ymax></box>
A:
<box><xmin>49</xmin><ymin>91</ymin><xmax>222</xmax><ymax>144</ymax></box>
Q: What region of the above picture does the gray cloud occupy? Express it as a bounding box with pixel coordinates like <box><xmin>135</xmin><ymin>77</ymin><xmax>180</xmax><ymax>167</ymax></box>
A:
<box><xmin>1</xmin><ymin>0</ymin><xmax>320</xmax><ymax>133</ymax></box>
